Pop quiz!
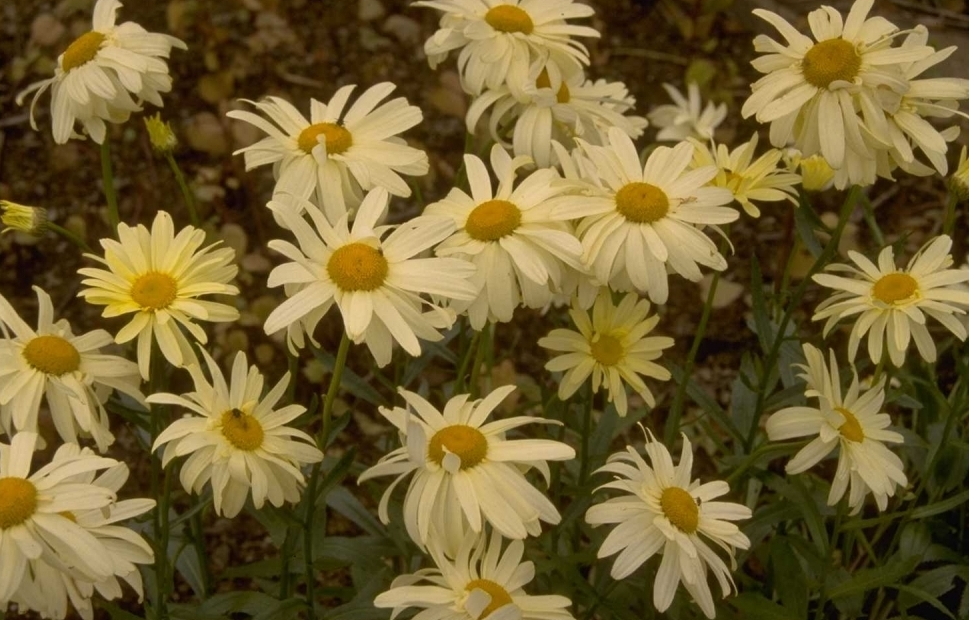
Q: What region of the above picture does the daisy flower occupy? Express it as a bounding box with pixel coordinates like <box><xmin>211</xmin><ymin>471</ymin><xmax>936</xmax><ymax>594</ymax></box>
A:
<box><xmin>149</xmin><ymin>349</ymin><xmax>323</xmax><ymax>518</ymax></box>
<box><xmin>16</xmin><ymin>0</ymin><xmax>186</xmax><ymax>144</ymax></box>
<box><xmin>414</xmin><ymin>0</ymin><xmax>600</xmax><ymax>99</ymax></box>
<box><xmin>0</xmin><ymin>286</ymin><xmax>144</xmax><ymax>451</ymax></box>
<box><xmin>0</xmin><ymin>432</ymin><xmax>122</xmax><ymax>604</ymax></box>
<box><xmin>648</xmin><ymin>82</ymin><xmax>727</xmax><ymax>142</ymax></box>
<box><xmin>690</xmin><ymin>133</ymin><xmax>801</xmax><ymax>218</ymax></box>
<box><xmin>466</xmin><ymin>62</ymin><xmax>647</xmax><ymax>168</ymax></box>
<box><xmin>264</xmin><ymin>188</ymin><xmax>477</xmax><ymax>368</ymax></box>
<box><xmin>553</xmin><ymin>128</ymin><xmax>737</xmax><ymax>304</ymax></box>
<box><xmin>766</xmin><ymin>343</ymin><xmax>906</xmax><ymax>513</ymax></box>
<box><xmin>812</xmin><ymin>234</ymin><xmax>969</xmax><ymax>367</ymax></box>
<box><xmin>375</xmin><ymin>530</ymin><xmax>574</xmax><ymax>620</ymax></box>
<box><xmin>226</xmin><ymin>83</ymin><xmax>428</xmax><ymax>223</ymax></box>
<box><xmin>77</xmin><ymin>211</ymin><xmax>240</xmax><ymax>380</ymax></box>
<box><xmin>424</xmin><ymin>144</ymin><xmax>582</xmax><ymax>329</ymax></box>
<box><xmin>741</xmin><ymin>0</ymin><xmax>934</xmax><ymax>175</ymax></box>
<box><xmin>586</xmin><ymin>431</ymin><xmax>751</xmax><ymax>619</ymax></box>
<box><xmin>538</xmin><ymin>290</ymin><xmax>674</xmax><ymax>417</ymax></box>
<box><xmin>9</xmin><ymin>448</ymin><xmax>154</xmax><ymax>620</ymax></box>
<box><xmin>358</xmin><ymin>386</ymin><xmax>575</xmax><ymax>556</ymax></box>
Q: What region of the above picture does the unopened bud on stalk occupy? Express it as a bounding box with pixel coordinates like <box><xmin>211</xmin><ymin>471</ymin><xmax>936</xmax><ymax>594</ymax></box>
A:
<box><xmin>797</xmin><ymin>154</ymin><xmax>835</xmax><ymax>192</ymax></box>
<box><xmin>1</xmin><ymin>200</ymin><xmax>48</xmax><ymax>235</ymax></box>
<box><xmin>949</xmin><ymin>146</ymin><xmax>969</xmax><ymax>203</ymax></box>
<box><xmin>144</xmin><ymin>113</ymin><xmax>178</xmax><ymax>154</ymax></box>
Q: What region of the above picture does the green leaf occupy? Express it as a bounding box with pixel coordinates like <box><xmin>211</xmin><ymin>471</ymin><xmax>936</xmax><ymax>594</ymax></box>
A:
<box><xmin>765</xmin><ymin>474</ymin><xmax>829</xmax><ymax>554</ymax></box>
<box><xmin>668</xmin><ymin>361</ymin><xmax>744</xmax><ymax>444</ymax></box>
<box><xmin>327</xmin><ymin>486</ymin><xmax>387</xmax><ymax>538</ymax></box>
<box><xmin>910</xmin><ymin>488</ymin><xmax>969</xmax><ymax>519</ymax></box>
<box><xmin>731</xmin><ymin>593</ymin><xmax>799</xmax><ymax>619</ymax></box>
<box><xmin>196</xmin><ymin>592</ymin><xmax>304</xmax><ymax>619</ymax></box>
<box><xmin>730</xmin><ymin>354</ymin><xmax>759</xmax><ymax>442</ymax></box>
<box><xmin>770</xmin><ymin>537</ymin><xmax>808</xmax><ymax>616</ymax></box>
<box><xmin>793</xmin><ymin>201</ymin><xmax>824</xmax><ymax>257</ymax></box>
<box><xmin>310</xmin><ymin>345</ymin><xmax>386</xmax><ymax>406</ymax></box>
<box><xmin>894</xmin><ymin>584</ymin><xmax>956</xmax><ymax>619</ymax></box>
<box><xmin>827</xmin><ymin>557</ymin><xmax>919</xmax><ymax>599</ymax></box>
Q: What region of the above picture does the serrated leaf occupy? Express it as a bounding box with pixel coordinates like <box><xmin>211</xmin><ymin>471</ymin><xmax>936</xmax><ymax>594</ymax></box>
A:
<box><xmin>731</xmin><ymin>593</ymin><xmax>798</xmax><ymax>619</ymax></box>
<box><xmin>771</xmin><ymin>537</ymin><xmax>808</xmax><ymax>616</ymax></box>
<box><xmin>827</xmin><ymin>557</ymin><xmax>919</xmax><ymax>599</ymax></box>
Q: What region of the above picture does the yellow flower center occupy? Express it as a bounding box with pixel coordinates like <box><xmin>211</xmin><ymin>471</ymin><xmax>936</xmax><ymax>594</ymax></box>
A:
<box><xmin>590</xmin><ymin>334</ymin><xmax>623</xmax><ymax>366</ymax></box>
<box><xmin>660</xmin><ymin>486</ymin><xmax>699</xmax><ymax>534</ymax></box>
<box><xmin>465</xmin><ymin>579</ymin><xmax>513</xmax><ymax>618</ymax></box>
<box><xmin>428</xmin><ymin>425</ymin><xmax>488</xmax><ymax>470</ymax></box>
<box><xmin>297</xmin><ymin>122</ymin><xmax>353</xmax><ymax>155</ymax></box>
<box><xmin>61</xmin><ymin>31</ymin><xmax>106</xmax><ymax>72</ymax></box>
<box><xmin>536</xmin><ymin>69</ymin><xmax>571</xmax><ymax>104</ymax></box>
<box><xmin>484</xmin><ymin>5</ymin><xmax>534</xmax><ymax>34</ymax></box>
<box><xmin>0</xmin><ymin>477</ymin><xmax>39</xmax><ymax>529</ymax></box>
<box><xmin>220</xmin><ymin>408</ymin><xmax>265</xmax><ymax>451</ymax></box>
<box><xmin>802</xmin><ymin>39</ymin><xmax>861</xmax><ymax>89</ymax></box>
<box><xmin>615</xmin><ymin>182</ymin><xmax>669</xmax><ymax>224</ymax></box>
<box><xmin>465</xmin><ymin>199</ymin><xmax>522</xmax><ymax>241</ymax></box>
<box><xmin>872</xmin><ymin>273</ymin><xmax>918</xmax><ymax>305</ymax></box>
<box><xmin>22</xmin><ymin>335</ymin><xmax>81</xmax><ymax>376</ymax></box>
<box><xmin>131</xmin><ymin>272</ymin><xmax>178</xmax><ymax>311</ymax></box>
<box><xmin>835</xmin><ymin>406</ymin><xmax>865</xmax><ymax>443</ymax></box>
<box><xmin>327</xmin><ymin>243</ymin><xmax>389</xmax><ymax>292</ymax></box>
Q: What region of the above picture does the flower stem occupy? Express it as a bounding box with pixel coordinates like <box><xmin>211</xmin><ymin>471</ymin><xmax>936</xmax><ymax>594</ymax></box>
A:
<box><xmin>46</xmin><ymin>222</ymin><xmax>91</xmax><ymax>253</ymax></box>
<box><xmin>469</xmin><ymin>323</ymin><xmax>491</xmax><ymax>399</ymax></box>
<box><xmin>942</xmin><ymin>191</ymin><xmax>958</xmax><ymax>236</ymax></box>
<box><xmin>165</xmin><ymin>152</ymin><xmax>200</xmax><ymax>228</ymax></box>
<box><xmin>578</xmin><ymin>384</ymin><xmax>595</xmax><ymax>486</ymax></box>
<box><xmin>456</xmin><ymin>324</ymin><xmax>482</xmax><ymax>393</ymax></box>
<box><xmin>100</xmin><ymin>139</ymin><xmax>120</xmax><ymax>231</ymax></box>
<box><xmin>147</xmin><ymin>344</ymin><xmax>171</xmax><ymax>620</ymax></box>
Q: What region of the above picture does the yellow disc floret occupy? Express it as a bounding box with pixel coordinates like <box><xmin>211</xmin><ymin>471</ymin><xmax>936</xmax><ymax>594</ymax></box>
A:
<box><xmin>61</xmin><ymin>31</ymin><xmax>106</xmax><ymax>72</ymax></box>
<box><xmin>872</xmin><ymin>273</ymin><xmax>918</xmax><ymax>305</ymax></box>
<box><xmin>536</xmin><ymin>69</ymin><xmax>571</xmax><ymax>104</ymax></box>
<box><xmin>465</xmin><ymin>199</ymin><xmax>522</xmax><ymax>241</ymax></box>
<box><xmin>590</xmin><ymin>334</ymin><xmax>623</xmax><ymax>366</ymax></box>
<box><xmin>428</xmin><ymin>425</ymin><xmax>488</xmax><ymax>470</ymax></box>
<box><xmin>615</xmin><ymin>182</ymin><xmax>670</xmax><ymax>224</ymax></box>
<box><xmin>802</xmin><ymin>39</ymin><xmax>861</xmax><ymax>89</ymax></box>
<box><xmin>660</xmin><ymin>486</ymin><xmax>699</xmax><ymax>534</ymax></box>
<box><xmin>327</xmin><ymin>243</ymin><xmax>389</xmax><ymax>291</ymax></box>
<box><xmin>484</xmin><ymin>5</ymin><xmax>534</xmax><ymax>34</ymax></box>
<box><xmin>220</xmin><ymin>408</ymin><xmax>265</xmax><ymax>451</ymax></box>
<box><xmin>465</xmin><ymin>579</ymin><xmax>514</xmax><ymax>619</ymax></box>
<box><xmin>0</xmin><ymin>477</ymin><xmax>39</xmax><ymax>529</ymax></box>
<box><xmin>23</xmin><ymin>335</ymin><xmax>81</xmax><ymax>376</ymax></box>
<box><xmin>131</xmin><ymin>272</ymin><xmax>178</xmax><ymax>311</ymax></box>
<box><xmin>835</xmin><ymin>407</ymin><xmax>865</xmax><ymax>443</ymax></box>
<box><xmin>298</xmin><ymin>122</ymin><xmax>353</xmax><ymax>155</ymax></box>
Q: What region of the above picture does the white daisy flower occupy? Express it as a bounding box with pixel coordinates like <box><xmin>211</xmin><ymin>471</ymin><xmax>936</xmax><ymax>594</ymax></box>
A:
<box><xmin>648</xmin><ymin>82</ymin><xmax>727</xmax><ymax>142</ymax></box>
<box><xmin>226</xmin><ymin>83</ymin><xmax>428</xmax><ymax>223</ymax></box>
<box><xmin>766</xmin><ymin>343</ymin><xmax>906</xmax><ymax>513</ymax></box>
<box><xmin>690</xmin><ymin>133</ymin><xmax>801</xmax><ymax>218</ymax></box>
<box><xmin>812</xmin><ymin>234</ymin><xmax>969</xmax><ymax>367</ymax></box>
<box><xmin>553</xmin><ymin>128</ymin><xmax>737</xmax><ymax>304</ymax></box>
<box><xmin>586</xmin><ymin>431</ymin><xmax>751</xmax><ymax>619</ymax></box>
<box><xmin>0</xmin><ymin>286</ymin><xmax>144</xmax><ymax>451</ymax></box>
<box><xmin>741</xmin><ymin>0</ymin><xmax>934</xmax><ymax>176</ymax></box>
<box><xmin>149</xmin><ymin>349</ymin><xmax>323</xmax><ymax>518</ymax></box>
<box><xmin>375</xmin><ymin>530</ymin><xmax>574</xmax><ymax>620</ymax></box>
<box><xmin>415</xmin><ymin>0</ymin><xmax>600</xmax><ymax>99</ymax></box>
<box><xmin>538</xmin><ymin>290</ymin><xmax>673</xmax><ymax>417</ymax></box>
<box><xmin>77</xmin><ymin>211</ymin><xmax>240</xmax><ymax>380</ymax></box>
<box><xmin>424</xmin><ymin>144</ymin><xmax>582</xmax><ymax>329</ymax></box>
<box><xmin>10</xmin><ymin>449</ymin><xmax>154</xmax><ymax>620</ymax></box>
<box><xmin>264</xmin><ymin>187</ymin><xmax>477</xmax><ymax>368</ymax></box>
<box><xmin>0</xmin><ymin>432</ymin><xmax>123</xmax><ymax>604</ymax></box>
<box><xmin>466</xmin><ymin>62</ymin><xmax>647</xmax><ymax>168</ymax></box>
<box><xmin>16</xmin><ymin>0</ymin><xmax>186</xmax><ymax>144</ymax></box>
<box><xmin>358</xmin><ymin>385</ymin><xmax>575</xmax><ymax>556</ymax></box>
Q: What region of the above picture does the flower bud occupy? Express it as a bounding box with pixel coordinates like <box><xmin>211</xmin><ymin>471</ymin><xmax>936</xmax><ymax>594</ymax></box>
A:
<box><xmin>1</xmin><ymin>200</ymin><xmax>48</xmax><ymax>235</ymax></box>
<box><xmin>949</xmin><ymin>146</ymin><xmax>969</xmax><ymax>203</ymax></box>
<box><xmin>144</xmin><ymin>113</ymin><xmax>177</xmax><ymax>154</ymax></box>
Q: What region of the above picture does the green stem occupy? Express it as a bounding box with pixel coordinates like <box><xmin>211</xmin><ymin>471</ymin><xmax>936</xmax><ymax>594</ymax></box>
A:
<box><xmin>47</xmin><ymin>222</ymin><xmax>91</xmax><ymax>253</ymax></box>
<box><xmin>456</xmin><ymin>324</ymin><xmax>482</xmax><ymax>393</ymax></box>
<box><xmin>321</xmin><ymin>332</ymin><xmax>351</xmax><ymax>449</ymax></box>
<box><xmin>148</xmin><ymin>345</ymin><xmax>171</xmax><ymax>620</ymax></box>
<box><xmin>942</xmin><ymin>191</ymin><xmax>958</xmax><ymax>236</ymax></box>
<box><xmin>188</xmin><ymin>498</ymin><xmax>209</xmax><ymax>597</ymax></box>
<box><xmin>165</xmin><ymin>152</ymin><xmax>200</xmax><ymax>228</ymax></box>
<box><xmin>747</xmin><ymin>186</ymin><xmax>861</xmax><ymax>451</ymax></box>
<box><xmin>860</xmin><ymin>192</ymin><xmax>885</xmax><ymax>247</ymax></box>
<box><xmin>100</xmin><ymin>139</ymin><xmax>120</xmax><ymax>231</ymax></box>
<box><xmin>578</xmin><ymin>385</ymin><xmax>595</xmax><ymax>486</ymax></box>
<box><xmin>469</xmin><ymin>323</ymin><xmax>491</xmax><ymax>399</ymax></box>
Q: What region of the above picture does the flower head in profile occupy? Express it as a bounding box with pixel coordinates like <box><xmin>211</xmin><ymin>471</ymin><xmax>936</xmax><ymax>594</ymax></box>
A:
<box><xmin>9</xmin><ymin>448</ymin><xmax>154</xmax><ymax>620</ymax></box>
<box><xmin>264</xmin><ymin>188</ymin><xmax>477</xmax><ymax>367</ymax></box>
<box><xmin>950</xmin><ymin>146</ymin><xmax>969</xmax><ymax>202</ymax></box>
<box><xmin>227</xmin><ymin>84</ymin><xmax>428</xmax><ymax>223</ymax></box>
<box><xmin>539</xmin><ymin>290</ymin><xmax>673</xmax><ymax>416</ymax></box>
<box><xmin>553</xmin><ymin>128</ymin><xmax>737</xmax><ymax>304</ymax></box>
<box><xmin>586</xmin><ymin>431</ymin><xmax>751</xmax><ymax>619</ymax></box>
<box><xmin>358</xmin><ymin>386</ymin><xmax>575</xmax><ymax>557</ymax></box>
<box><xmin>784</xmin><ymin>149</ymin><xmax>835</xmax><ymax>192</ymax></box>
<box><xmin>415</xmin><ymin>0</ymin><xmax>600</xmax><ymax>99</ymax></box>
<box><xmin>374</xmin><ymin>530</ymin><xmax>574</xmax><ymax>620</ymax></box>
<box><xmin>143</xmin><ymin>113</ymin><xmax>177</xmax><ymax>154</ymax></box>
<box><xmin>766</xmin><ymin>343</ymin><xmax>906</xmax><ymax>513</ymax></box>
<box><xmin>425</xmin><ymin>144</ymin><xmax>582</xmax><ymax>329</ymax></box>
<box><xmin>0</xmin><ymin>286</ymin><xmax>144</xmax><ymax>451</ymax></box>
<box><xmin>690</xmin><ymin>133</ymin><xmax>801</xmax><ymax>218</ymax></box>
<box><xmin>649</xmin><ymin>82</ymin><xmax>727</xmax><ymax>142</ymax></box>
<box><xmin>1</xmin><ymin>200</ymin><xmax>48</xmax><ymax>235</ymax></box>
<box><xmin>16</xmin><ymin>0</ymin><xmax>186</xmax><ymax>144</ymax></box>
<box><xmin>812</xmin><ymin>234</ymin><xmax>969</xmax><ymax>367</ymax></box>
<box><xmin>78</xmin><ymin>211</ymin><xmax>239</xmax><ymax>379</ymax></box>
<box><xmin>149</xmin><ymin>350</ymin><xmax>323</xmax><ymax>518</ymax></box>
